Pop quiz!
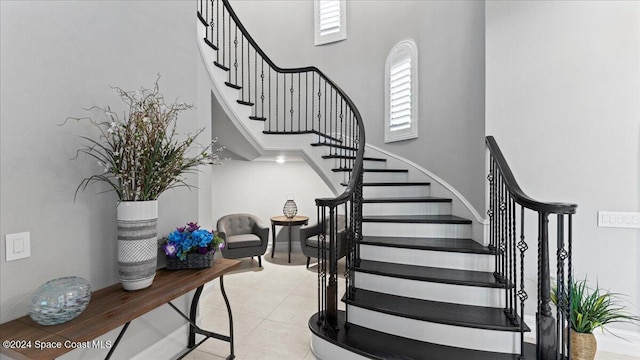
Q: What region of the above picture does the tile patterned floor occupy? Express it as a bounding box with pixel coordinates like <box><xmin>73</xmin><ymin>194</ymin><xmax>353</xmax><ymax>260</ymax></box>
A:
<box><xmin>184</xmin><ymin>252</ymin><xmax>638</xmax><ymax>360</ymax></box>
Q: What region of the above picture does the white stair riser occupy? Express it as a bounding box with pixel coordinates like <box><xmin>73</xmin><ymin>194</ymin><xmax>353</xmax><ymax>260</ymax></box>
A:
<box><xmin>364</xmin><ymin>160</ymin><xmax>387</xmax><ymax>169</ymax></box>
<box><xmin>363</xmin><ymin>185</ymin><xmax>431</xmax><ymax>198</ymax></box>
<box><xmin>311</xmin><ymin>333</ymin><xmax>369</xmax><ymax>360</ymax></box>
<box><xmin>347</xmin><ymin>306</ymin><xmax>521</xmax><ymax>354</ymax></box>
<box><xmin>362</xmin><ymin>222</ymin><xmax>471</xmax><ymax>238</ymax></box>
<box><xmin>363</xmin><ymin>202</ymin><xmax>451</xmax><ymax>216</ymax></box>
<box><xmin>354</xmin><ymin>272</ymin><xmax>505</xmax><ymax>308</ymax></box>
<box><xmin>360</xmin><ymin>244</ymin><xmax>494</xmax><ymax>272</ymax></box>
<box><xmin>363</xmin><ymin>171</ymin><xmax>408</xmax><ymax>182</ymax></box>
<box><xmin>328</xmin><ymin>159</ymin><xmax>386</xmax><ymax>170</ymax></box>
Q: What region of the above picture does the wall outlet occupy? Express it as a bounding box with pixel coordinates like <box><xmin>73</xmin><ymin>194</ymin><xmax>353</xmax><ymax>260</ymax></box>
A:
<box><xmin>597</xmin><ymin>211</ymin><xmax>640</xmax><ymax>229</ymax></box>
<box><xmin>5</xmin><ymin>232</ymin><xmax>31</xmax><ymax>261</ymax></box>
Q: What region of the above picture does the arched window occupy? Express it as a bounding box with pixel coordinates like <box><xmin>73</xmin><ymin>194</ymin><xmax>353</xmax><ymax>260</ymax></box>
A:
<box><xmin>314</xmin><ymin>0</ymin><xmax>346</xmax><ymax>45</ymax></box>
<box><xmin>385</xmin><ymin>39</ymin><xmax>418</xmax><ymax>142</ymax></box>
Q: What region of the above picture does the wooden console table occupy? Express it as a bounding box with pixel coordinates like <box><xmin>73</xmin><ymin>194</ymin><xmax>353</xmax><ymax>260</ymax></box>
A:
<box><xmin>0</xmin><ymin>258</ymin><xmax>240</xmax><ymax>360</ymax></box>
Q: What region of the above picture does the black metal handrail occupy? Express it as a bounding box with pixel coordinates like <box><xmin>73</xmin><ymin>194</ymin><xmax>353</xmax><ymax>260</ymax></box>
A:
<box><xmin>486</xmin><ymin>136</ymin><xmax>576</xmax><ymax>215</ymax></box>
<box><xmin>198</xmin><ymin>0</ymin><xmax>365</xmax><ymax>331</ymax></box>
<box><xmin>486</xmin><ymin>135</ymin><xmax>577</xmax><ymax>360</ymax></box>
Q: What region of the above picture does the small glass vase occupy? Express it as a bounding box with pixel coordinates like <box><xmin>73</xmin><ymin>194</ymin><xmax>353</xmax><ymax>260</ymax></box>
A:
<box><xmin>29</xmin><ymin>276</ymin><xmax>92</xmax><ymax>326</ymax></box>
<box><xmin>283</xmin><ymin>195</ymin><xmax>298</xmax><ymax>218</ymax></box>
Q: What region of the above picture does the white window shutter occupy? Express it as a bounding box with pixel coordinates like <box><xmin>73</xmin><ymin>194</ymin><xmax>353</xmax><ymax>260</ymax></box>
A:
<box><xmin>319</xmin><ymin>0</ymin><xmax>341</xmax><ymax>36</ymax></box>
<box><xmin>314</xmin><ymin>0</ymin><xmax>347</xmax><ymax>45</ymax></box>
<box><xmin>389</xmin><ymin>57</ymin><xmax>412</xmax><ymax>131</ymax></box>
<box><xmin>385</xmin><ymin>40</ymin><xmax>419</xmax><ymax>142</ymax></box>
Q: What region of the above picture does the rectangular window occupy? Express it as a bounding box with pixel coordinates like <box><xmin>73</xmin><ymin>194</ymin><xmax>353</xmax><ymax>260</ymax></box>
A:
<box><xmin>314</xmin><ymin>0</ymin><xmax>347</xmax><ymax>45</ymax></box>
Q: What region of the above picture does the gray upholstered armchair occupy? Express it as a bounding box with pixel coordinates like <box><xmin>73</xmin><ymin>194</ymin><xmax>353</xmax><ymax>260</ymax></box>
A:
<box><xmin>298</xmin><ymin>215</ymin><xmax>347</xmax><ymax>268</ymax></box>
<box><xmin>216</xmin><ymin>214</ymin><xmax>269</xmax><ymax>267</ymax></box>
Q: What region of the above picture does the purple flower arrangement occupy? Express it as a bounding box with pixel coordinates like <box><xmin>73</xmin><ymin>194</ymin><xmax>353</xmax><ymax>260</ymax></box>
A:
<box><xmin>163</xmin><ymin>222</ymin><xmax>224</xmax><ymax>261</ymax></box>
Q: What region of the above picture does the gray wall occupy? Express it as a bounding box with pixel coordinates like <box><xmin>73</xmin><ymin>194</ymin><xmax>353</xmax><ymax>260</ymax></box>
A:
<box><xmin>486</xmin><ymin>1</ymin><xmax>640</xmax><ymax>329</ymax></box>
<box><xmin>231</xmin><ymin>0</ymin><xmax>487</xmax><ymax>215</ymax></box>
<box><xmin>1</xmin><ymin>0</ymin><xmax>204</xmax><ymax>356</ymax></box>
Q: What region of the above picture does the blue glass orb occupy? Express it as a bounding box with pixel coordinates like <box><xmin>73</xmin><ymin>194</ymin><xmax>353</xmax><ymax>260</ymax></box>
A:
<box><xmin>29</xmin><ymin>276</ymin><xmax>91</xmax><ymax>326</ymax></box>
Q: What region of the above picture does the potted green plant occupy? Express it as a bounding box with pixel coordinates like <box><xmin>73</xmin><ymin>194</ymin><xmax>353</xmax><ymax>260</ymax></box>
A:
<box><xmin>552</xmin><ymin>278</ymin><xmax>640</xmax><ymax>360</ymax></box>
<box><xmin>67</xmin><ymin>75</ymin><xmax>223</xmax><ymax>290</ymax></box>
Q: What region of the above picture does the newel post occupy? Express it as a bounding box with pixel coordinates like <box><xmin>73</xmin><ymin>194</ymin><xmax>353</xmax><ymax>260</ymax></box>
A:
<box><xmin>536</xmin><ymin>212</ymin><xmax>556</xmax><ymax>359</ymax></box>
<box><xmin>325</xmin><ymin>206</ymin><xmax>338</xmax><ymax>329</ymax></box>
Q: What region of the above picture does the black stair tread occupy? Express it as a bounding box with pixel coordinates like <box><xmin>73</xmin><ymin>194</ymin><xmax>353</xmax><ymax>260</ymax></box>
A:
<box><xmin>363</xmin><ymin>196</ymin><xmax>452</xmax><ymax>203</ymax></box>
<box><xmin>333</xmin><ymin>168</ymin><xmax>408</xmax><ymax>173</ymax></box>
<box><xmin>197</xmin><ymin>12</ymin><xmax>208</xmax><ymax>26</ymax></box>
<box><xmin>263</xmin><ymin>130</ymin><xmax>343</xmax><ymax>143</ymax></box>
<box><xmin>322</xmin><ymin>155</ymin><xmax>387</xmax><ymax>162</ymax></box>
<box><xmin>237</xmin><ymin>100</ymin><xmax>254</xmax><ymax>106</ymax></box>
<box><xmin>341</xmin><ymin>181</ymin><xmax>431</xmax><ymax>187</ymax></box>
<box><xmin>363</xmin><ymin>214</ymin><xmax>472</xmax><ymax>224</ymax></box>
<box><xmin>224</xmin><ymin>81</ymin><xmax>241</xmax><ymax>90</ymax></box>
<box><xmin>203</xmin><ymin>38</ymin><xmax>218</xmax><ymax>50</ymax></box>
<box><xmin>310</xmin><ymin>142</ymin><xmax>357</xmax><ymax>151</ymax></box>
<box><xmin>309</xmin><ymin>311</ymin><xmax>536</xmax><ymax>360</ymax></box>
<box><xmin>356</xmin><ymin>260</ymin><xmax>509</xmax><ymax>288</ymax></box>
<box><xmin>345</xmin><ymin>289</ymin><xmax>529</xmax><ymax>332</ymax></box>
<box><xmin>361</xmin><ymin>236</ymin><xmax>494</xmax><ymax>254</ymax></box>
<box><xmin>249</xmin><ymin>116</ymin><xmax>267</xmax><ymax>121</ymax></box>
<box><xmin>214</xmin><ymin>61</ymin><xmax>229</xmax><ymax>71</ymax></box>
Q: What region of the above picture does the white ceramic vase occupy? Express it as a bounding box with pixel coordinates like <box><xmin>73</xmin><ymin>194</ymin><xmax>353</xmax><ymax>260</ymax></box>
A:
<box><xmin>116</xmin><ymin>200</ymin><xmax>158</xmax><ymax>291</ymax></box>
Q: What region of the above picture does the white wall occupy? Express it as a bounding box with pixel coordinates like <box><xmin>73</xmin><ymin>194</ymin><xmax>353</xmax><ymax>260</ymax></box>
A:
<box><xmin>211</xmin><ymin>159</ymin><xmax>334</xmax><ymax>251</ymax></box>
<box><xmin>230</xmin><ymin>0</ymin><xmax>487</xmax><ymax>216</ymax></box>
<box><xmin>1</xmin><ymin>0</ymin><xmax>206</xmax><ymax>358</ymax></box>
<box><xmin>486</xmin><ymin>0</ymin><xmax>640</xmax><ymax>336</ymax></box>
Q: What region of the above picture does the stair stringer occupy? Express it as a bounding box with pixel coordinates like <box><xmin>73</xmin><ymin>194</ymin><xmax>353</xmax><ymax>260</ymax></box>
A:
<box><xmin>197</xmin><ymin>23</ymin><xmax>348</xmax><ymax>196</ymax></box>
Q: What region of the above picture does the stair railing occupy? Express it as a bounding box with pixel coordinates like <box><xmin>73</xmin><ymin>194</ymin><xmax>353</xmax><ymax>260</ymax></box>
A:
<box><xmin>486</xmin><ymin>136</ymin><xmax>577</xmax><ymax>360</ymax></box>
<box><xmin>197</xmin><ymin>0</ymin><xmax>366</xmax><ymax>331</ymax></box>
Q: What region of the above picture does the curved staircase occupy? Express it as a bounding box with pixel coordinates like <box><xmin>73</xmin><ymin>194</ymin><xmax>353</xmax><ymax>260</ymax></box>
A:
<box><xmin>196</xmin><ymin>1</ymin><xmax>578</xmax><ymax>359</ymax></box>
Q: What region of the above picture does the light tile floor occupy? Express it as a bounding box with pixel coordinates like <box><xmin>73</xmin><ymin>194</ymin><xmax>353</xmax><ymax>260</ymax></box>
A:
<box><xmin>184</xmin><ymin>252</ymin><xmax>638</xmax><ymax>360</ymax></box>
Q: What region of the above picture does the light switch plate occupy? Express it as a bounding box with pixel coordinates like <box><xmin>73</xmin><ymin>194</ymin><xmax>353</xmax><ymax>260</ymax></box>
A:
<box><xmin>6</xmin><ymin>232</ymin><xmax>31</xmax><ymax>261</ymax></box>
<box><xmin>598</xmin><ymin>211</ymin><xmax>640</xmax><ymax>229</ymax></box>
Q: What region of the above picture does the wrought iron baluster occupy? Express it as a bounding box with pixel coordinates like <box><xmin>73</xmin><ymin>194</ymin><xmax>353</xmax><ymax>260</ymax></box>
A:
<box><xmin>246</xmin><ymin>37</ymin><xmax>250</xmax><ymax>103</ymax></box>
<box><xmin>324</xmin><ymin>81</ymin><xmax>328</xmax><ymax>143</ymax></box>
<box><xmin>298</xmin><ymin>73</ymin><xmax>301</xmax><ymax>132</ymax></box>
<box><xmin>283</xmin><ymin>73</ymin><xmax>287</xmax><ymax>132</ymax></box>
<box><xmin>505</xmin><ymin>194</ymin><xmax>515</xmax><ymax>322</ymax></box>
<box><xmin>511</xmin><ymin>197</ymin><xmax>518</xmax><ymax>324</ymax></box>
<box><xmin>216</xmin><ymin>0</ymin><xmax>219</xmax><ymax>62</ymax></box>
<box><xmin>276</xmin><ymin>72</ymin><xmax>279</xmax><ymax>131</ymax></box>
<box><xmin>317</xmin><ymin>78</ymin><xmax>322</xmax><ymax>135</ymax></box>
<box><xmin>234</xmin><ymin>26</ymin><xmax>238</xmax><ymax>87</ymax></box>
<box><xmin>567</xmin><ymin>215</ymin><xmax>573</xmax><ymax>360</ymax></box>
<box><xmin>290</xmin><ymin>73</ymin><xmax>294</xmax><ymax>131</ymax></box>
<box><xmin>260</xmin><ymin>59</ymin><xmax>265</xmax><ymax>120</ymax></box>
<box><xmin>517</xmin><ymin>206</ymin><xmax>528</xmax><ymax>360</ymax></box>
<box><xmin>305</xmin><ymin>72</ymin><xmax>309</xmax><ymax>131</ymax></box>
<box><xmin>268</xmin><ymin>67</ymin><xmax>272</xmax><ymax>131</ymax></box>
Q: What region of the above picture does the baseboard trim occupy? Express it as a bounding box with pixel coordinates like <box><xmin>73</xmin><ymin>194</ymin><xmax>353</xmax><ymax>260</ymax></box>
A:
<box><xmin>523</xmin><ymin>314</ymin><xmax>640</xmax><ymax>356</ymax></box>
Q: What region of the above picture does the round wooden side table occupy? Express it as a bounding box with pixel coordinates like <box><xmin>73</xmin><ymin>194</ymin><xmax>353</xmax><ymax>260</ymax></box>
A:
<box><xmin>270</xmin><ymin>215</ymin><xmax>309</xmax><ymax>263</ymax></box>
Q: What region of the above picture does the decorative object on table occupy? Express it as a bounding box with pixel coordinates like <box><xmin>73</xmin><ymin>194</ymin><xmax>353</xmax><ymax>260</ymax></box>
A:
<box><xmin>163</xmin><ymin>222</ymin><xmax>224</xmax><ymax>270</ymax></box>
<box><xmin>29</xmin><ymin>276</ymin><xmax>91</xmax><ymax>326</ymax></box>
<box><xmin>282</xmin><ymin>194</ymin><xmax>298</xmax><ymax>218</ymax></box>
<box><xmin>67</xmin><ymin>75</ymin><xmax>224</xmax><ymax>290</ymax></box>
<box><xmin>552</xmin><ymin>277</ymin><xmax>640</xmax><ymax>360</ymax></box>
